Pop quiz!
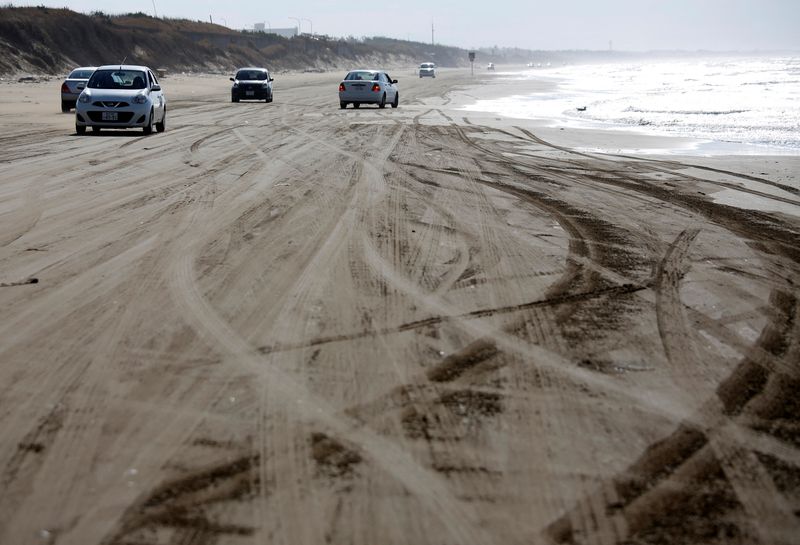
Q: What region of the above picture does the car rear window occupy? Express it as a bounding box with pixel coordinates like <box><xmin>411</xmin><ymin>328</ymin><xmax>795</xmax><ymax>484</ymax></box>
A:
<box><xmin>236</xmin><ymin>70</ymin><xmax>268</xmax><ymax>80</ymax></box>
<box><xmin>69</xmin><ymin>70</ymin><xmax>94</xmax><ymax>79</ymax></box>
<box><xmin>88</xmin><ymin>70</ymin><xmax>147</xmax><ymax>90</ymax></box>
<box><xmin>420</xmin><ymin>64</ymin><xmax>434</xmax><ymax>69</ymax></box>
<box><xmin>345</xmin><ymin>71</ymin><xmax>378</xmax><ymax>81</ymax></box>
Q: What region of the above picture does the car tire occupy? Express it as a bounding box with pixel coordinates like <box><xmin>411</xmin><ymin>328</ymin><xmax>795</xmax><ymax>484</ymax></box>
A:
<box><xmin>340</xmin><ymin>102</ymin><xmax>347</xmax><ymax>109</ymax></box>
<box><xmin>353</xmin><ymin>103</ymin><xmax>360</xmax><ymax>109</ymax></box>
<box><xmin>143</xmin><ymin>109</ymin><xmax>154</xmax><ymax>135</ymax></box>
<box><xmin>155</xmin><ymin>108</ymin><xmax>166</xmax><ymax>133</ymax></box>
<box><xmin>379</xmin><ymin>93</ymin><xmax>386</xmax><ymax>109</ymax></box>
<box><xmin>232</xmin><ymin>96</ymin><xmax>239</xmax><ymax>103</ymax></box>
<box><xmin>76</xmin><ymin>124</ymin><xmax>86</xmax><ymax>135</ymax></box>
<box><xmin>61</xmin><ymin>101</ymin><xmax>70</xmax><ymax>113</ymax></box>
<box><xmin>391</xmin><ymin>93</ymin><xmax>399</xmax><ymax>108</ymax></box>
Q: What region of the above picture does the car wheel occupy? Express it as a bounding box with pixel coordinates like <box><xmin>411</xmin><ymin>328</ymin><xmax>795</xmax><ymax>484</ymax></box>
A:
<box><xmin>391</xmin><ymin>93</ymin><xmax>399</xmax><ymax>108</ymax></box>
<box><xmin>61</xmin><ymin>101</ymin><xmax>70</xmax><ymax>113</ymax></box>
<box><xmin>378</xmin><ymin>93</ymin><xmax>386</xmax><ymax>109</ymax></box>
<box><xmin>353</xmin><ymin>103</ymin><xmax>360</xmax><ymax>109</ymax></box>
<box><xmin>155</xmin><ymin>108</ymin><xmax>166</xmax><ymax>133</ymax></box>
<box><xmin>340</xmin><ymin>101</ymin><xmax>347</xmax><ymax>109</ymax></box>
<box><xmin>232</xmin><ymin>96</ymin><xmax>239</xmax><ymax>103</ymax></box>
<box><xmin>76</xmin><ymin>124</ymin><xmax>86</xmax><ymax>135</ymax></box>
<box><xmin>143</xmin><ymin>109</ymin><xmax>154</xmax><ymax>135</ymax></box>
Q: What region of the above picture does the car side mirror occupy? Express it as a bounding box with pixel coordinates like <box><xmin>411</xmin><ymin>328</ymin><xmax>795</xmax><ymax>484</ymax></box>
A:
<box><xmin>392</xmin><ymin>79</ymin><xmax>398</xmax><ymax>84</ymax></box>
<box><xmin>269</xmin><ymin>77</ymin><xmax>274</xmax><ymax>82</ymax></box>
<box><xmin>230</xmin><ymin>77</ymin><xmax>235</xmax><ymax>81</ymax></box>
<box><xmin>77</xmin><ymin>83</ymin><xmax>85</xmax><ymax>90</ymax></box>
<box><xmin>151</xmin><ymin>84</ymin><xmax>161</xmax><ymax>92</ymax></box>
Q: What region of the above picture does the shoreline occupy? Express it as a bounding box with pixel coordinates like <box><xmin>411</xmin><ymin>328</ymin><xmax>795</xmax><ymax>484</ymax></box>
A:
<box><xmin>432</xmin><ymin>69</ymin><xmax>800</xmax><ymax>218</ymax></box>
<box><xmin>455</xmin><ymin>60</ymin><xmax>800</xmax><ymax>158</ymax></box>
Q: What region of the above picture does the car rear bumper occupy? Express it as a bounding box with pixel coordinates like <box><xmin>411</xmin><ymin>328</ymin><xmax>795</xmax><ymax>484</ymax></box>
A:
<box><xmin>339</xmin><ymin>90</ymin><xmax>383</xmax><ymax>103</ymax></box>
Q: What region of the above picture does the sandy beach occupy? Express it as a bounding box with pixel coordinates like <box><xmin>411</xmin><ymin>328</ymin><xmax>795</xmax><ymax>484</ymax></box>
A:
<box><xmin>1</xmin><ymin>67</ymin><xmax>798</xmax><ymax>545</ymax></box>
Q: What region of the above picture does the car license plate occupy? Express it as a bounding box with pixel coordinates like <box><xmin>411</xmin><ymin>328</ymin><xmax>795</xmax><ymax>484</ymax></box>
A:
<box><xmin>101</xmin><ymin>111</ymin><xmax>118</xmax><ymax>121</ymax></box>
<box><xmin>246</xmin><ymin>91</ymin><xmax>254</xmax><ymax>96</ymax></box>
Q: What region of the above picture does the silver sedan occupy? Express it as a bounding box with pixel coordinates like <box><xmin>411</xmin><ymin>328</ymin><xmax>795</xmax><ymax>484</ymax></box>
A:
<box><xmin>60</xmin><ymin>66</ymin><xmax>95</xmax><ymax>112</ymax></box>
<box><xmin>338</xmin><ymin>70</ymin><xmax>399</xmax><ymax>109</ymax></box>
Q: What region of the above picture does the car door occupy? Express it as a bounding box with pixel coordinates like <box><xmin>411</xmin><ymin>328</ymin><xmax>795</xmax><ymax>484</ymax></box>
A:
<box><xmin>383</xmin><ymin>73</ymin><xmax>397</xmax><ymax>101</ymax></box>
<box><xmin>148</xmin><ymin>70</ymin><xmax>164</xmax><ymax>117</ymax></box>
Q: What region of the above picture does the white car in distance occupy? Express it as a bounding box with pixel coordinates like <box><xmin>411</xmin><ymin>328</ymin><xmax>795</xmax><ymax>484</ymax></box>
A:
<box><xmin>419</xmin><ymin>62</ymin><xmax>436</xmax><ymax>78</ymax></box>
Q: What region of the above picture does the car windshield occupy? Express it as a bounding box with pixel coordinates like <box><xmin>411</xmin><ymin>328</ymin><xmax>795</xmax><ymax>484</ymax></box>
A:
<box><xmin>345</xmin><ymin>71</ymin><xmax>378</xmax><ymax>81</ymax></box>
<box><xmin>420</xmin><ymin>64</ymin><xmax>434</xmax><ymax>68</ymax></box>
<box><xmin>88</xmin><ymin>70</ymin><xmax>147</xmax><ymax>90</ymax></box>
<box><xmin>236</xmin><ymin>70</ymin><xmax>268</xmax><ymax>80</ymax></box>
<box><xmin>69</xmin><ymin>70</ymin><xmax>94</xmax><ymax>79</ymax></box>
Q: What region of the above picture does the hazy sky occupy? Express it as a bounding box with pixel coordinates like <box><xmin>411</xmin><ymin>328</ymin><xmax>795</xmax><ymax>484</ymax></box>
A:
<box><xmin>8</xmin><ymin>0</ymin><xmax>800</xmax><ymax>51</ymax></box>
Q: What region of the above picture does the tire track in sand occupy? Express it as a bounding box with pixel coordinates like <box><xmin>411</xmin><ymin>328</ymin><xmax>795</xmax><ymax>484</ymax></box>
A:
<box><xmin>154</xmin><ymin>122</ymin><xmax>494</xmax><ymax>545</ymax></box>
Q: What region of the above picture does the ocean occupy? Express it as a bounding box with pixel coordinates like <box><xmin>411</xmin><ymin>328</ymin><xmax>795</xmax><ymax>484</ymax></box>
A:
<box><xmin>462</xmin><ymin>56</ymin><xmax>800</xmax><ymax>155</ymax></box>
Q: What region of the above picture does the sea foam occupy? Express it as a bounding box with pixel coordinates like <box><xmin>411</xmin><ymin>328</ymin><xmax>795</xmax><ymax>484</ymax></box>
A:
<box><xmin>463</xmin><ymin>56</ymin><xmax>800</xmax><ymax>155</ymax></box>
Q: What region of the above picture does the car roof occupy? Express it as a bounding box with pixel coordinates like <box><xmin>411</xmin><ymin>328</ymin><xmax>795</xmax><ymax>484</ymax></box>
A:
<box><xmin>95</xmin><ymin>65</ymin><xmax>152</xmax><ymax>71</ymax></box>
<box><xmin>70</xmin><ymin>66</ymin><xmax>97</xmax><ymax>71</ymax></box>
<box><xmin>236</xmin><ymin>67</ymin><xmax>269</xmax><ymax>71</ymax></box>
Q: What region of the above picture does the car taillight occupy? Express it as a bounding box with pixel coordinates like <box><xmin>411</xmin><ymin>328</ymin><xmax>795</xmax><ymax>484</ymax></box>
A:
<box><xmin>339</xmin><ymin>83</ymin><xmax>345</xmax><ymax>92</ymax></box>
<box><xmin>61</xmin><ymin>83</ymin><xmax>69</xmax><ymax>93</ymax></box>
<box><xmin>371</xmin><ymin>83</ymin><xmax>381</xmax><ymax>92</ymax></box>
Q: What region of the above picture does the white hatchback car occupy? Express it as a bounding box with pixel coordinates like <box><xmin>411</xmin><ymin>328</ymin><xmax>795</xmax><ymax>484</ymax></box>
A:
<box><xmin>75</xmin><ymin>65</ymin><xmax>166</xmax><ymax>135</ymax></box>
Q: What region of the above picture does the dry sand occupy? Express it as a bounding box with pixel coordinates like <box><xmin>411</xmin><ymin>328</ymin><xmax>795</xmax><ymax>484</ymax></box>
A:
<box><xmin>1</xmin><ymin>68</ymin><xmax>798</xmax><ymax>545</ymax></box>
